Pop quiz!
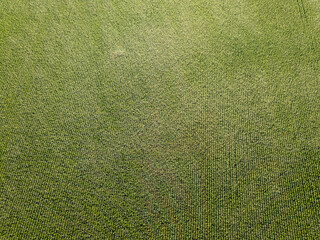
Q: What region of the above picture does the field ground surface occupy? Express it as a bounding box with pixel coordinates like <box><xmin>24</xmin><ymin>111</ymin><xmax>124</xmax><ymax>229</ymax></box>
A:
<box><xmin>1</xmin><ymin>0</ymin><xmax>320</xmax><ymax>239</ymax></box>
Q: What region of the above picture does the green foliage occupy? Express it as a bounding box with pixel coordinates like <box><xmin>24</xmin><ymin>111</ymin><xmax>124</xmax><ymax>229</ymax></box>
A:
<box><xmin>1</xmin><ymin>0</ymin><xmax>319</xmax><ymax>239</ymax></box>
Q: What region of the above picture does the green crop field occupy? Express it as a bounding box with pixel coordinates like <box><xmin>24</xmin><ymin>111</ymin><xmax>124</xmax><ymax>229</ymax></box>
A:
<box><xmin>1</xmin><ymin>0</ymin><xmax>320</xmax><ymax>239</ymax></box>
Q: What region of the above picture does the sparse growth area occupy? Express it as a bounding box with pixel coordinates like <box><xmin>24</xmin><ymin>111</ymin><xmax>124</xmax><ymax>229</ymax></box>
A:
<box><xmin>1</xmin><ymin>0</ymin><xmax>320</xmax><ymax>239</ymax></box>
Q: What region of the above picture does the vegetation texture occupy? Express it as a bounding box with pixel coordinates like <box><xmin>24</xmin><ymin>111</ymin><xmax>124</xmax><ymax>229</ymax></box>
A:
<box><xmin>1</xmin><ymin>0</ymin><xmax>320</xmax><ymax>239</ymax></box>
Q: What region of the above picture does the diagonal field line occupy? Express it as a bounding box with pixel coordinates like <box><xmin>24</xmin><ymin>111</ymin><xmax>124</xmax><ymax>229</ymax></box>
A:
<box><xmin>297</xmin><ymin>0</ymin><xmax>308</xmax><ymax>23</ymax></box>
<box><xmin>300</xmin><ymin>0</ymin><xmax>308</xmax><ymax>22</ymax></box>
<box><xmin>296</xmin><ymin>0</ymin><xmax>319</xmax><ymax>49</ymax></box>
